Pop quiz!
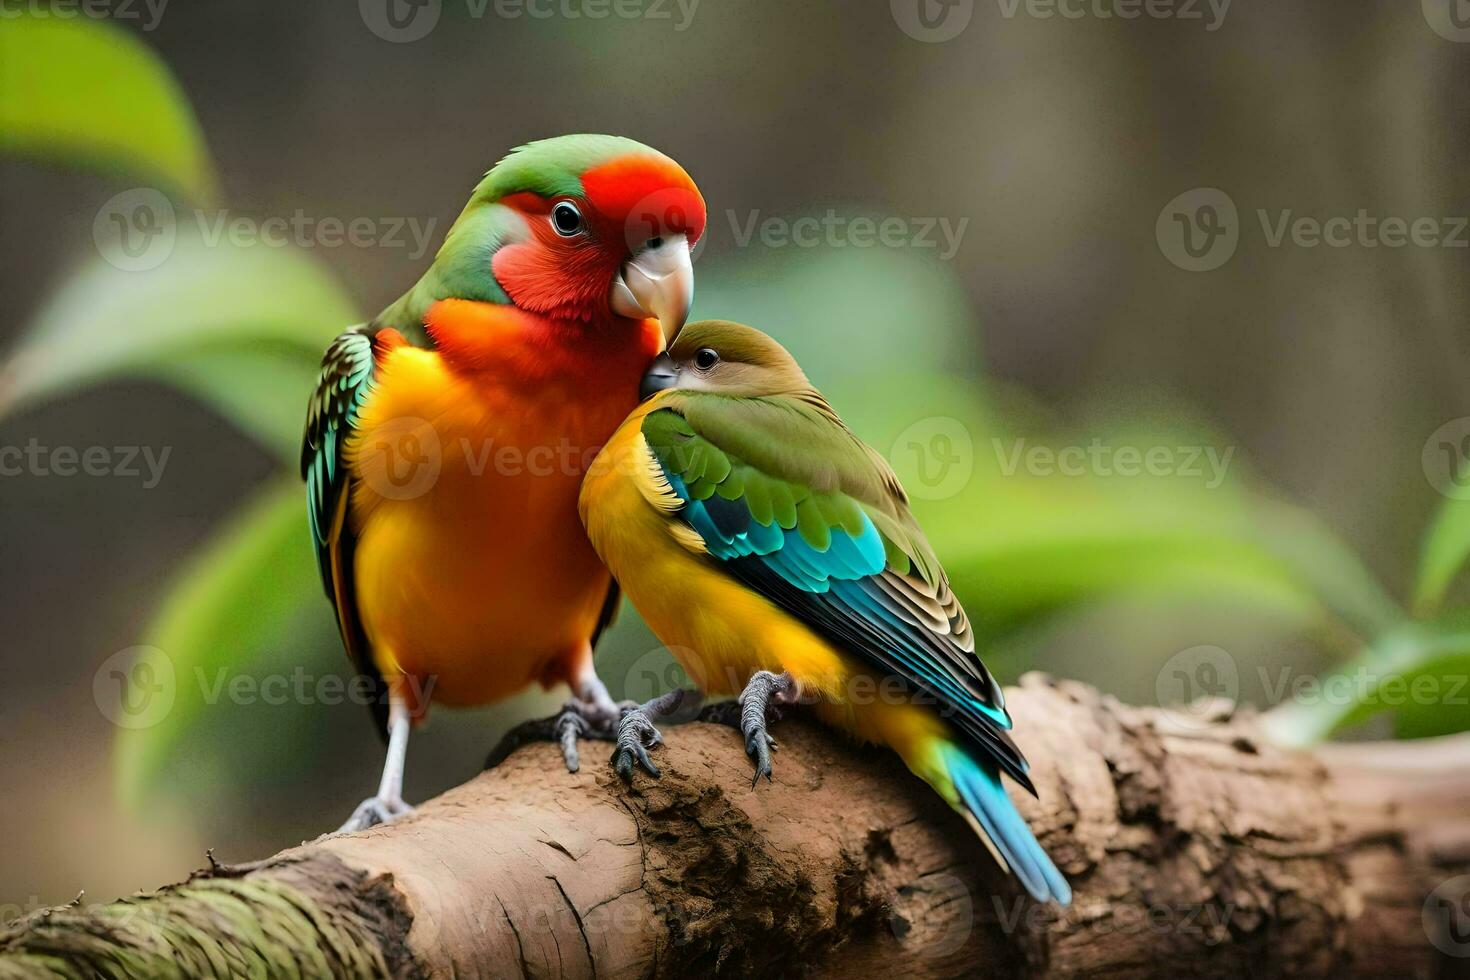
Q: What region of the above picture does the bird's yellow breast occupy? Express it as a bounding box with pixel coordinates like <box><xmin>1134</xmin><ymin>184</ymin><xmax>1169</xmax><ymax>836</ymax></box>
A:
<box><xmin>583</xmin><ymin>401</ymin><xmax>966</xmax><ymax>806</ymax></box>
<box><xmin>583</xmin><ymin>403</ymin><xmax>856</xmax><ymax>702</ymax></box>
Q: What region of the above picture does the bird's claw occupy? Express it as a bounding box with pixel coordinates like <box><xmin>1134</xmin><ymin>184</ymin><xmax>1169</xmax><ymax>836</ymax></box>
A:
<box><xmin>611</xmin><ymin>689</ymin><xmax>686</xmax><ymax>780</ymax></box>
<box><xmin>738</xmin><ymin>670</ymin><xmax>796</xmax><ymax>787</ymax></box>
<box><xmin>553</xmin><ymin>696</ymin><xmax>633</xmax><ymax>773</ymax></box>
<box><xmin>482</xmin><ymin>690</ymin><xmax>633</xmax><ymax>774</ymax></box>
<box><xmin>746</xmin><ymin>729</ymin><xmax>779</xmax><ymax>787</ymax></box>
<box><xmin>555</xmin><ymin>710</ymin><xmax>591</xmax><ymax>773</ymax></box>
<box><xmin>337</xmin><ymin>795</ymin><xmax>413</xmax><ymax>834</ymax></box>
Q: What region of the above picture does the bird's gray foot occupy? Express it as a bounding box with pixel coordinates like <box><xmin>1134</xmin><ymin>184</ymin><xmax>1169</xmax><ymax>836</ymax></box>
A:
<box><xmin>337</xmin><ymin>795</ymin><xmax>413</xmax><ymax>833</ymax></box>
<box><xmin>553</xmin><ymin>695</ymin><xmax>632</xmax><ymax>773</ymax></box>
<box><xmin>612</xmin><ymin>689</ymin><xmax>687</xmax><ymax>780</ymax></box>
<box><xmin>482</xmin><ymin>694</ymin><xmax>635</xmax><ymax>773</ymax></box>
<box><xmin>738</xmin><ymin>670</ymin><xmax>797</xmax><ymax>787</ymax></box>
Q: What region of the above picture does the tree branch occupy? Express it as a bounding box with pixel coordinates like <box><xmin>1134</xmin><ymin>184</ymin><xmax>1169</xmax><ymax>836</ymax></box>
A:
<box><xmin>3</xmin><ymin>675</ymin><xmax>1467</xmax><ymax>978</ymax></box>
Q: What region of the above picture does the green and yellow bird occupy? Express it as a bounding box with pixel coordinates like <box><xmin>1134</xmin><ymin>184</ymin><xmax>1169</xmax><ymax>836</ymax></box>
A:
<box><xmin>302</xmin><ymin>135</ymin><xmax>705</xmax><ymax>831</ymax></box>
<box><xmin>580</xmin><ymin>320</ymin><xmax>1071</xmax><ymax>905</ymax></box>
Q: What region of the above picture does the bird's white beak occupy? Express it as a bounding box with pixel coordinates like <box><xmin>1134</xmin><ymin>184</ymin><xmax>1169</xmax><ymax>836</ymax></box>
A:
<box><xmin>609</xmin><ymin>233</ymin><xmax>694</xmax><ymax>348</ymax></box>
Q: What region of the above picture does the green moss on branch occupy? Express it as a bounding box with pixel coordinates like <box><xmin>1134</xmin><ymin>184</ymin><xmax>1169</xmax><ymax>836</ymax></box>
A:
<box><xmin>0</xmin><ymin>854</ymin><xmax>418</xmax><ymax>980</ymax></box>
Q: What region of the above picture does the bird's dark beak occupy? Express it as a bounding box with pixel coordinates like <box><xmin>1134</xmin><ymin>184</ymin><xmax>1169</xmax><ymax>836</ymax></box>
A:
<box><xmin>639</xmin><ymin>353</ymin><xmax>680</xmax><ymax>401</ymax></box>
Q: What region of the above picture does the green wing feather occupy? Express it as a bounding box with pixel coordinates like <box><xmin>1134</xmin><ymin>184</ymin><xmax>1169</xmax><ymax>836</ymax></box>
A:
<box><xmin>642</xmin><ymin>394</ymin><xmax>1032</xmax><ymax>792</ymax></box>
<box><xmin>301</xmin><ymin>325</ymin><xmax>388</xmax><ymax>733</ymax></box>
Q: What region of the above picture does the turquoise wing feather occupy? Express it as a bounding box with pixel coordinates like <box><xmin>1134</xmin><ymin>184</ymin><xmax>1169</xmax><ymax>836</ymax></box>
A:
<box><xmin>641</xmin><ymin>399</ymin><xmax>1032</xmax><ymax>793</ymax></box>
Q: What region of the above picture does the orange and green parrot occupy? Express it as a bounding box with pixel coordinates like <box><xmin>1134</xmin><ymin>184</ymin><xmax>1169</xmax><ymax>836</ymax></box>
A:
<box><xmin>302</xmin><ymin>135</ymin><xmax>705</xmax><ymax>831</ymax></box>
<box><xmin>580</xmin><ymin>320</ymin><xmax>1072</xmax><ymax>905</ymax></box>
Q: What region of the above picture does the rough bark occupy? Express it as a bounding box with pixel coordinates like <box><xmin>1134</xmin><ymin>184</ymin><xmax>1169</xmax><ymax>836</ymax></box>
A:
<box><xmin>2</xmin><ymin>676</ymin><xmax>1467</xmax><ymax>979</ymax></box>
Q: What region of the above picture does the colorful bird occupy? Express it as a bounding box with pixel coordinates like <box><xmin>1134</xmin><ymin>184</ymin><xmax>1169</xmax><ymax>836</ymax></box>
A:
<box><xmin>302</xmin><ymin>135</ymin><xmax>705</xmax><ymax>831</ymax></box>
<box><xmin>580</xmin><ymin>320</ymin><xmax>1071</xmax><ymax>905</ymax></box>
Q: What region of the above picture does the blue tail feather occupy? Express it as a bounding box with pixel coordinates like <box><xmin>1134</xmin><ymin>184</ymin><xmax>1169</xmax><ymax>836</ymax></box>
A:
<box><xmin>946</xmin><ymin>747</ymin><xmax>1071</xmax><ymax>906</ymax></box>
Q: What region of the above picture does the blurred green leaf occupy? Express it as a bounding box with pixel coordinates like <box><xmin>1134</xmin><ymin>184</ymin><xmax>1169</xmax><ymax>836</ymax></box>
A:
<box><xmin>0</xmin><ymin>10</ymin><xmax>215</xmax><ymax>201</ymax></box>
<box><xmin>1250</xmin><ymin>500</ymin><xmax>1403</xmax><ymax>640</ymax></box>
<box><xmin>113</xmin><ymin>478</ymin><xmax>337</xmax><ymax>809</ymax></box>
<box><xmin>1261</xmin><ymin>612</ymin><xmax>1470</xmax><ymax>746</ymax></box>
<box><xmin>942</xmin><ymin>478</ymin><xmax>1327</xmax><ymax>643</ymax></box>
<box><xmin>836</xmin><ymin>376</ymin><xmax>1386</xmax><ymax>644</ymax></box>
<box><xmin>1413</xmin><ymin>489</ymin><xmax>1470</xmax><ymax>616</ymax></box>
<box><xmin>0</xmin><ymin>231</ymin><xmax>356</xmax><ymax>460</ymax></box>
<box><xmin>151</xmin><ymin>347</ymin><xmax>328</xmax><ymax>460</ymax></box>
<box><xmin>1391</xmin><ymin>653</ymin><xmax>1470</xmax><ymax>739</ymax></box>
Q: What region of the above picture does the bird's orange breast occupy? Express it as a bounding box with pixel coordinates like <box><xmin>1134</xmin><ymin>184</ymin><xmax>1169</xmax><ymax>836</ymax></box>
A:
<box><xmin>347</xmin><ymin>302</ymin><xmax>660</xmax><ymax>708</ymax></box>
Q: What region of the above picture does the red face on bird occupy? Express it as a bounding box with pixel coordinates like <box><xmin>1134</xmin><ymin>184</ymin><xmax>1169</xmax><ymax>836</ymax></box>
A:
<box><xmin>441</xmin><ymin>135</ymin><xmax>706</xmax><ymax>346</ymax></box>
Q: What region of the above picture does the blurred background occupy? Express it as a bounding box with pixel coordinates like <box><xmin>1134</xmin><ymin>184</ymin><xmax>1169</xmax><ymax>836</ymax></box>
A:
<box><xmin>3</xmin><ymin>0</ymin><xmax>1469</xmax><ymax>914</ymax></box>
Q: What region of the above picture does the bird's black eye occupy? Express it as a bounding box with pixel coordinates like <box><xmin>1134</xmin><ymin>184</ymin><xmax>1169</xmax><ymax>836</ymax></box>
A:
<box><xmin>552</xmin><ymin>202</ymin><xmax>583</xmax><ymax>236</ymax></box>
<box><xmin>694</xmin><ymin>348</ymin><xmax>720</xmax><ymax>370</ymax></box>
